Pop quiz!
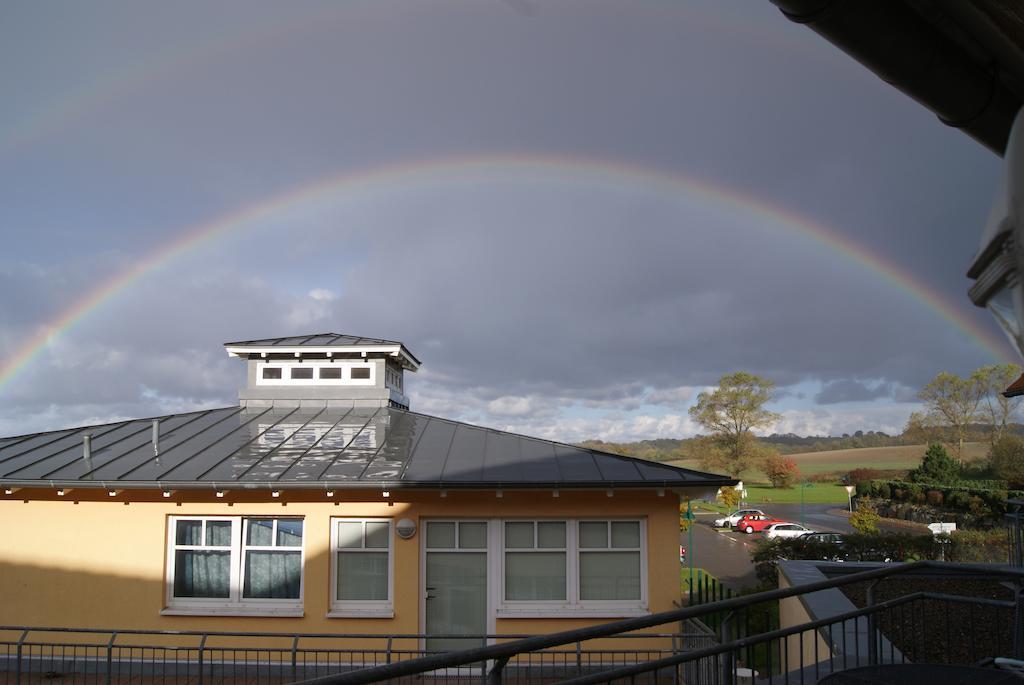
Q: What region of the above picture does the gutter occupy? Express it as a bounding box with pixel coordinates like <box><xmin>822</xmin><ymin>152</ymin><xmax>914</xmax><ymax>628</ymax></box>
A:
<box><xmin>0</xmin><ymin>478</ymin><xmax>738</xmax><ymax>493</ymax></box>
<box><xmin>771</xmin><ymin>0</ymin><xmax>1021</xmax><ymax>154</ymax></box>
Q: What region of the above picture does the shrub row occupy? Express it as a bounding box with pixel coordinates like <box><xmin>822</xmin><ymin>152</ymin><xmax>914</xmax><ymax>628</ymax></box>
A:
<box><xmin>752</xmin><ymin>530</ymin><xmax>1010</xmax><ymax>586</ymax></box>
<box><xmin>859</xmin><ymin>479</ymin><xmax>1022</xmax><ymax>514</ymax></box>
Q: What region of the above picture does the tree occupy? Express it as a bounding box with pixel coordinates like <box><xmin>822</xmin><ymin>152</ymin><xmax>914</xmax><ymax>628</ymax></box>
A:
<box><xmin>991</xmin><ymin>435</ymin><xmax>1024</xmax><ymax>486</ymax></box>
<box><xmin>908</xmin><ymin>443</ymin><xmax>960</xmax><ymax>484</ymax></box>
<box><xmin>918</xmin><ymin>371</ymin><xmax>986</xmax><ymax>457</ymax></box>
<box><xmin>763</xmin><ymin>454</ymin><xmax>800</xmax><ymax>488</ymax></box>
<box><xmin>849</xmin><ymin>500</ymin><xmax>880</xmax><ymax>534</ymax></box>
<box><xmin>688</xmin><ymin>372</ymin><xmax>781</xmax><ymax>477</ymax></box>
<box><xmin>719</xmin><ymin>485</ymin><xmax>741</xmax><ymax>510</ymax></box>
<box><xmin>974</xmin><ymin>364</ymin><xmax>1023</xmax><ymax>446</ymax></box>
<box><xmin>902</xmin><ymin>411</ymin><xmax>943</xmax><ymax>444</ymax></box>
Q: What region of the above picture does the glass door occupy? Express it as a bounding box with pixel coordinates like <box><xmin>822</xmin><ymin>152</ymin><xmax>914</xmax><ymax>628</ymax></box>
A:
<box><xmin>424</xmin><ymin>520</ymin><xmax>488</xmax><ymax>654</ymax></box>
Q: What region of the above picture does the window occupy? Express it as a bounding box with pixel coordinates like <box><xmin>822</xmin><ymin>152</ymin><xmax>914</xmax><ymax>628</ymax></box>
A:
<box><xmin>262</xmin><ymin>367</ymin><xmax>282</xmax><ymax>379</ymax></box>
<box><xmin>319</xmin><ymin>367</ymin><xmax>342</xmax><ymax>379</ymax></box>
<box><xmin>165</xmin><ymin>517</ymin><xmax>304</xmax><ymax>616</ymax></box>
<box><xmin>499</xmin><ymin>519</ymin><xmax>646</xmax><ymax>617</ymax></box>
<box><xmin>504</xmin><ymin>521</ymin><xmax>566</xmax><ymax>600</ymax></box>
<box><xmin>351</xmin><ymin>366</ymin><xmax>371</xmax><ymax>380</ymax></box>
<box><xmin>290</xmin><ymin>367</ymin><xmax>313</xmax><ymax>380</ymax></box>
<box><xmin>330</xmin><ymin>519</ymin><xmax>393</xmax><ymax>617</ymax></box>
<box><xmin>578</xmin><ymin>521</ymin><xmax>642</xmax><ymax>601</ymax></box>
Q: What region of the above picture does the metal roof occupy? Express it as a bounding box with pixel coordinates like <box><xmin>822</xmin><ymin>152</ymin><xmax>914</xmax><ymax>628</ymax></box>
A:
<box><xmin>0</xmin><ymin>406</ymin><xmax>735</xmax><ymax>491</ymax></box>
<box><xmin>224</xmin><ymin>333</ymin><xmax>406</xmax><ymax>348</ymax></box>
<box><xmin>223</xmin><ymin>333</ymin><xmax>421</xmax><ymax>369</ymax></box>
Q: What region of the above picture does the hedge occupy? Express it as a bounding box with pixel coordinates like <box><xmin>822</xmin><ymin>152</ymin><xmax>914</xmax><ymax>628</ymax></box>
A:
<box><xmin>752</xmin><ymin>530</ymin><xmax>1010</xmax><ymax>585</ymax></box>
<box><xmin>867</xmin><ymin>479</ymin><xmax>1021</xmax><ymax>514</ymax></box>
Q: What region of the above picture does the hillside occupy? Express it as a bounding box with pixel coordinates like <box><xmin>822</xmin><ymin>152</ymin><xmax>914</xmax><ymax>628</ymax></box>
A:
<box><xmin>665</xmin><ymin>442</ymin><xmax>990</xmax><ymax>480</ymax></box>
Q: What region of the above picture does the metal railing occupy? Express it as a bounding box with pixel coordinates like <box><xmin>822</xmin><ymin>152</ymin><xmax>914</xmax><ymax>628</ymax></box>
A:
<box><xmin>287</xmin><ymin>561</ymin><xmax>1023</xmax><ymax>684</ymax></box>
<box><xmin>0</xmin><ymin>626</ymin><xmax>706</xmax><ymax>685</ymax></box>
<box><xmin>2</xmin><ymin>561</ymin><xmax>1022</xmax><ymax>685</ymax></box>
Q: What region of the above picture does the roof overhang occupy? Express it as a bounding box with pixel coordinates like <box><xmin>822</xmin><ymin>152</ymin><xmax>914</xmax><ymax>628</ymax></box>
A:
<box><xmin>225</xmin><ymin>344</ymin><xmax>421</xmax><ymax>371</ymax></box>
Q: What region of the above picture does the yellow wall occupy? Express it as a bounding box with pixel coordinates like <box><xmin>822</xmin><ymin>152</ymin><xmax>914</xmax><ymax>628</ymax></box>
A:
<box><xmin>778</xmin><ymin>571</ymin><xmax>832</xmax><ymax>669</ymax></box>
<box><xmin>0</xmin><ymin>488</ymin><xmax>681</xmax><ymax>645</ymax></box>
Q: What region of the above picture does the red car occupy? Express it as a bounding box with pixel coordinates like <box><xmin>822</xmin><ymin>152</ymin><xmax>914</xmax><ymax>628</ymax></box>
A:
<box><xmin>735</xmin><ymin>514</ymin><xmax>787</xmax><ymax>534</ymax></box>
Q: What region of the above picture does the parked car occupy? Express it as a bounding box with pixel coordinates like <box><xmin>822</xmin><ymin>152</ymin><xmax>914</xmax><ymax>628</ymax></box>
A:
<box><xmin>799</xmin><ymin>532</ymin><xmax>844</xmax><ymax>544</ymax></box>
<box><xmin>764</xmin><ymin>522</ymin><xmax>814</xmax><ymax>539</ymax></box>
<box><xmin>713</xmin><ymin>508</ymin><xmax>766</xmax><ymax>528</ymax></box>
<box><xmin>735</xmin><ymin>514</ymin><xmax>787</xmax><ymax>534</ymax></box>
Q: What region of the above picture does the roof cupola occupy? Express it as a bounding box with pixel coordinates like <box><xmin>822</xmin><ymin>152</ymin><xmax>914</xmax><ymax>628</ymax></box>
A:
<box><xmin>224</xmin><ymin>333</ymin><xmax>419</xmax><ymax>410</ymax></box>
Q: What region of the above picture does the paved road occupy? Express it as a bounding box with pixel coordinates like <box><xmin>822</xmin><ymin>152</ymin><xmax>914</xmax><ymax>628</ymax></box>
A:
<box><xmin>680</xmin><ymin>503</ymin><xmax>855</xmax><ymax>590</ymax></box>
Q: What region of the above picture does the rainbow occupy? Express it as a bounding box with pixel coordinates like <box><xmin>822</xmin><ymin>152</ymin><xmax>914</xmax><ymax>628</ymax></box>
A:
<box><xmin>0</xmin><ymin>154</ymin><xmax>1013</xmax><ymax>393</ymax></box>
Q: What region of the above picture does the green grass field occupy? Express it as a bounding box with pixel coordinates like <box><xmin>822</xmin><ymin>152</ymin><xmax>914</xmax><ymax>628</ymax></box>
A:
<box><xmin>744</xmin><ymin>483</ymin><xmax>850</xmax><ymax>504</ymax></box>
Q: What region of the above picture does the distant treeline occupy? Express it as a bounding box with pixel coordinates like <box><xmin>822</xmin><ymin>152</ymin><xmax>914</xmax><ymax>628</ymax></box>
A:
<box><xmin>578</xmin><ymin>424</ymin><xmax>1024</xmax><ymax>462</ymax></box>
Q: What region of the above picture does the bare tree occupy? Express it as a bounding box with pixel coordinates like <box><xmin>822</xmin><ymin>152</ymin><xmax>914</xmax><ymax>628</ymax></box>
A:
<box><xmin>973</xmin><ymin>364</ymin><xmax>1022</xmax><ymax>446</ymax></box>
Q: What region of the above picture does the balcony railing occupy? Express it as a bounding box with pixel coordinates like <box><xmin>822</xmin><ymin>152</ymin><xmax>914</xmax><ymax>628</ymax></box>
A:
<box><xmin>1</xmin><ymin>561</ymin><xmax>1022</xmax><ymax>684</ymax></box>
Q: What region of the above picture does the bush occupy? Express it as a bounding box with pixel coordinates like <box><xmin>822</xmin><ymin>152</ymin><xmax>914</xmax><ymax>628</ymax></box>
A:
<box><xmin>946</xmin><ymin>490</ymin><xmax>970</xmax><ymax>509</ymax></box>
<box><xmin>764</xmin><ymin>454</ymin><xmax>800</xmax><ymax>488</ymax></box>
<box><xmin>751</xmin><ymin>531</ymin><xmax>1010</xmax><ymax>585</ymax></box>
<box><xmin>850</xmin><ymin>500</ymin><xmax>881</xmax><ymax>534</ymax></box>
<box><xmin>968</xmin><ymin>496</ymin><xmax>986</xmax><ymax>516</ymax></box>
<box><xmin>926</xmin><ymin>489</ymin><xmax>943</xmax><ymax>507</ymax></box>
<box><xmin>991</xmin><ymin>435</ymin><xmax>1024</xmax><ymax>486</ymax></box>
<box><xmin>855</xmin><ymin>481</ymin><xmax>871</xmax><ymax>497</ymax></box>
<box><xmin>849</xmin><ymin>468</ymin><xmax>884</xmax><ymax>485</ymax></box>
<box><xmin>909</xmin><ymin>443</ymin><xmax>960</xmax><ymax>484</ymax></box>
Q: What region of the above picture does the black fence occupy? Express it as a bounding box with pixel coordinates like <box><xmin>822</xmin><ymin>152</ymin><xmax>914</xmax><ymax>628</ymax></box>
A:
<box><xmin>2</xmin><ymin>562</ymin><xmax>1022</xmax><ymax>685</ymax></box>
<box><xmin>1009</xmin><ymin>498</ymin><xmax>1024</xmax><ymax>567</ymax></box>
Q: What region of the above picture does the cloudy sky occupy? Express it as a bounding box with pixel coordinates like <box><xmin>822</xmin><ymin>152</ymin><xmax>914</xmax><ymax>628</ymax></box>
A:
<box><xmin>0</xmin><ymin>0</ymin><xmax>1015</xmax><ymax>442</ymax></box>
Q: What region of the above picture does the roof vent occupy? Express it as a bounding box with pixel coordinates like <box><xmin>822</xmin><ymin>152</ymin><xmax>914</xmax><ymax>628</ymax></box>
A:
<box><xmin>152</xmin><ymin>420</ymin><xmax>160</xmax><ymax>456</ymax></box>
<box><xmin>82</xmin><ymin>434</ymin><xmax>92</xmax><ymax>462</ymax></box>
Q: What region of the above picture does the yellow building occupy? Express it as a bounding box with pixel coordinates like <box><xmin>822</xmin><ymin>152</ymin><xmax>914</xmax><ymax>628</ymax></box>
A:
<box><xmin>0</xmin><ymin>334</ymin><xmax>733</xmax><ymax>661</ymax></box>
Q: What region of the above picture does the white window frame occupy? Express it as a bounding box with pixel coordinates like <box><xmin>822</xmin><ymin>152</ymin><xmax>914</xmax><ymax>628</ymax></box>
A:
<box><xmin>328</xmin><ymin>518</ymin><xmax>394</xmax><ymax>618</ymax></box>
<box><xmin>496</xmin><ymin>518</ymin><xmax>647</xmax><ymax>618</ymax></box>
<box><xmin>163</xmin><ymin>516</ymin><xmax>305</xmax><ymax>617</ymax></box>
<box><xmin>255</xmin><ymin>361</ymin><xmax>375</xmax><ymax>386</ymax></box>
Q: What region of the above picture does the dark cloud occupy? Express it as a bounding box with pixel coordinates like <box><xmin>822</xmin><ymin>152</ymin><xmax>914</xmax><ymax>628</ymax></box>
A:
<box><xmin>0</xmin><ymin>0</ymin><xmax>1011</xmax><ymax>440</ymax></box>
<box><xmin>815</xmin><ymin>380</ymin><xmax>896</xmax><ymax>405</ymax></box>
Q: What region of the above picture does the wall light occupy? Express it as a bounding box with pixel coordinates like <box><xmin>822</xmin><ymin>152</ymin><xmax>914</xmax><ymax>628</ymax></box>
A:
<box><xmin>325</xmin><ymin>490</ymin><xmax>335</xmax><ymax>498</ymax></box>
<box><xmin>216</xmin><ymin>490</ymin><xmax>225</xmax><ymax>498</ymax></box>
<box><xmin>57</xmin><ymin>489</ymin><xmax>66</xmax><ymax>496</ymax></box>
<box><xmin>271</xmin><ymin>490</ymin><xmax>281</xmax><ymax>498</ymax></box>
<box><xmin>382</xmin><ymin>490</ymin><xmax>390</xmax><ymax>498</ymax></box>
<box><xmin>162</xmin><ymin>491</ymin><xmax>172</xmax><ymax>498</ymax></box>
<box><xmin>108</xmin><ymin>490</ymin><xmax>118</xmax><ymax>497</ymax></box>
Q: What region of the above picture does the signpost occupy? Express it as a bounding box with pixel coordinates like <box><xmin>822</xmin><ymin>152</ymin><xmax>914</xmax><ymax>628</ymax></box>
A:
<box><xmin>683</xmin><ymin>499</ymin><xmax>696</xmax><ymax>597</ymax></box>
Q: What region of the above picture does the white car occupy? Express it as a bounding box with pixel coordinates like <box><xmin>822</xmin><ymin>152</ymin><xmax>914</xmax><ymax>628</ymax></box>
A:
<box><xmin>764</xmin><ymin>523</ymin><xmax>814</xmax><ymax>539</ymax></box>
<box><xmin>713</xmin><ymin>509</ymin><xmax>766</xmax><ymax>528</ymax></box>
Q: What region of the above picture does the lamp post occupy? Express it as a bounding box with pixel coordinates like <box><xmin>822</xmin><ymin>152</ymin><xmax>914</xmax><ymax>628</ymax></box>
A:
<box><xmin>845</xmin><ymin>485</ymin><xmax>856</xmax><ymax>513</ymax></box>
<box><xmin>800</xmin><ymin>480</ymin><xmax>813</xmax><ymax>527</ymax></box>
<box><xmin>684</xmin><ymin>499</ymin><xmax>696</xmax><ymax>596</ymax></box>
